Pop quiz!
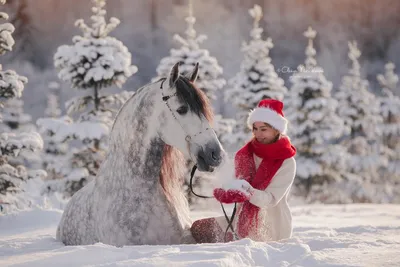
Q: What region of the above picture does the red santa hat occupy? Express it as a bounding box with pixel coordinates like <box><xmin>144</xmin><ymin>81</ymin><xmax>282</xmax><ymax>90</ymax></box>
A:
<box><xmin>247</xmin><ymin>99</ymin><xmax>288</xmax><ymax>134</ymax></box>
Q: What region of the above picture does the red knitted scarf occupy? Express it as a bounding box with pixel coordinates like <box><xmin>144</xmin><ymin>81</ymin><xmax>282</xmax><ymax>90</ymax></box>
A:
<box><xmin>234</xmin><ymin>136</ymin><xmax>296</xmax><ymax>238</ymax></box>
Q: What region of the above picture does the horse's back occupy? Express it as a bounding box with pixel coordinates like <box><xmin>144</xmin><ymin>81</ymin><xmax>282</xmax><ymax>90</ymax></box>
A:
<box><xmin>57</xmin><ymin>181</ymin><xmax>97</xmax><ymax>245</ymax></box>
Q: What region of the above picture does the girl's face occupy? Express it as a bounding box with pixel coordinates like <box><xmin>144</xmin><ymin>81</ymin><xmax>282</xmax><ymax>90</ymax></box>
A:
<box><xmin>252</xmin><ymin>121</ymin><xmax>280</xmax><ymax>144</ymax></box>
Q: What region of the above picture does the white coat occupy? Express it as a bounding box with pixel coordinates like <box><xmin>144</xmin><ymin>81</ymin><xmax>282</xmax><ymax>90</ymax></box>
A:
<box><xmin>216</xmin><ymin>156</ymin><xmax>296</xmax><ymax>242</ymax></box>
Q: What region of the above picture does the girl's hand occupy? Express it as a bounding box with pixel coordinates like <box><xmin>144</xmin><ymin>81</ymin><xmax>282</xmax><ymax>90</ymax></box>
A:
<box><xmin>213</xmin><ymin>179</ymin><xmax>254</xmax><ymax>204</ymax></box>
<box><xmin>213</xmin><ymin>188</ymin><xmax>251</xmax><ymax>204</ymax></box>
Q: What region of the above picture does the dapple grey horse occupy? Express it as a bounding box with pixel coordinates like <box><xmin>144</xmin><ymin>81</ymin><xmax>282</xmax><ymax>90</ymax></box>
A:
<box><xmin>57</xmin><ymin>62</ymin><xmax>224</xmax><ymax>246</ymax></box>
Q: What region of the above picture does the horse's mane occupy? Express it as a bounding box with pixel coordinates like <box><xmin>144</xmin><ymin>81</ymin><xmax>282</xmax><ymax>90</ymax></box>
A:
<box><xmin>159</xmin><ymin>144</ymin><xmax>186</xmax><ymax>208</ymax></box>
<box><xmin>159</xmin><ymin>77</ymin><xmax>213</xmax><ymax>226</ymax></box>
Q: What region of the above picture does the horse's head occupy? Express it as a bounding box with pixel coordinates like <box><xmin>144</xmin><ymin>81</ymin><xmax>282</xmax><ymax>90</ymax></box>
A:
<box><xmin>158</xmin><ymin>62</ymin><xmax>224</xmax><ymax>172</ymax></box>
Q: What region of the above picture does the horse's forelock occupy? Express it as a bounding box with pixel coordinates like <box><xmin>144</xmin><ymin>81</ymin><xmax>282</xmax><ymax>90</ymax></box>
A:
<box><xmin>175</xmin><ymin>76</ymin><xmax>214</xmax><ymax>123</ymax></box>
<box><xmin>193</xmin><ymin>83</ymin><xmax>214</xmax><ymax>123</ymax></box>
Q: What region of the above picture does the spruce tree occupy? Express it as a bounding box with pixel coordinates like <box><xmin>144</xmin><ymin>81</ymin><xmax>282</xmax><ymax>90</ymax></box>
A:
<box><xmin>335</xmin><ymin>42</ymin><xmax>383</xmax><ymax>182</ymax></box>
<box><xmin>45</xmin><ymin>0</ymin><xmax>136</xmax><ymax>197</ymax></box>
<box><xmin>154</xmin><ymin>0</ymin><xmax>230</xmax><ymax>207</ymax></box>
<box><xmin>377</xmin><ymin>62</ymin><xmax>400</xmax><ymax>182</ymax></box>
<box><xmin>0</xmin><ymin>0</ymin><xmax>46</xmax><ymax>212</ymax></box>
<box><xmin>225</xmin><ymin>5</ymin><xmax>287</xmax><ymax>147</ymax></box>
<box><xmin>285</xmin><ymin>27</ymin><xmax>347</xmax><ymax>194</ymax></box>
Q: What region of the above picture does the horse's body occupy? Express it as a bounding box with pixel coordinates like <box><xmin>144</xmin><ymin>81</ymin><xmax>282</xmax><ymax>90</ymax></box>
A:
<box><xmin>57</xmin><ymin>63</ymin><xmax>224</xmax><ymax>246</ymax></box>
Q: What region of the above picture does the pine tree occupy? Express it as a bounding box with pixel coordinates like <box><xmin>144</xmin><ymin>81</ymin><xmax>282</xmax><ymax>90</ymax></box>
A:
<box><xmin>377</xmin><ymin>62</ymin><xmax>400</xmax><ymax>182</ymax></box>
<box><xmin>0</xmin><ymin>0</ymin><xmax>46</xmax><ymax>212</ymax></box>
<box><xmin>153</xmin><ymin>0</ymin><xmax>225</xmax><ymax>101</ymax></box>
<box><xmin>154</xmin><ymin>0</ymin><xmax>230</xmax><ymax>207</ymax></box>
<box><xmin>284</xmin><ymin>26</ymin><xmax>348</xmax><ymax>196</ymax></box>
<box><xmin>36</xmin><ymin>82</ymin><xmax>69</xmax><ymax>183</ymax></box>
<box><xmin>306</xmin><ymin>44</ymin><xmax>392</xmax><ymax>204</ymax></box>
<box><xmin>334</xmin><ymin>41</ymin><xmax>385</xmax><ymax>200</ymax></box>
<box><xmin>224</xmin><ymin>5</ymin><xmax>287</xmax><ymax>147</ymax></box>
<box><xmin>336</xmin><ymin>42</ymin><xmax>382</xmax><ymax>141</ymax></box>
<box><xmin>0</xmin><ymin>97</ymin><xmax>39</xmax><ymax>170</ymax></box>
<box><xmin>213</xmin><ymin>114</ymin><xmax>235</xmax><ymax>147</ymax></box>
<box><xmin>44</xmin><ymin>81</ymin><xmax>62</xmax><ymax>118</ymax></box>
<box><xmin>47</xmin><ymin>0</ymin><xmax>137</xmax><ymax>197</ymax></box>
<box><xmin>0</xmin><ymin>97</ymin><xmax>33</xmax><ymax>132</ymax></box>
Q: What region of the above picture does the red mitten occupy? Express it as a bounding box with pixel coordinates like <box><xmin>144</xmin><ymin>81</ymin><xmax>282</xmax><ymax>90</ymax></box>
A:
<box><xmin>213</xmin><ymin>188</ymin><xmax>251</xmax><ymax>204</ymax></box>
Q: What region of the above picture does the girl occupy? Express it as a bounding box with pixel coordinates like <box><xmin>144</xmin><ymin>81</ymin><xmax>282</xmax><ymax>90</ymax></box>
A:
<box><xmin>191</xmin><ymin>99</ymin><xmax>296</xmax><ymax>242</ymax></box>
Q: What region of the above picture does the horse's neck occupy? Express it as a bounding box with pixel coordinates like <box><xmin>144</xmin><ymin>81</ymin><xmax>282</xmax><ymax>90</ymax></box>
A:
<box><xmin>105</xmin><ymin>88</ymin><xmax>163</xmax><ymax>184</ymax></box>
<box><xmin>101</xmin><ymin>85</ymin><xmax>192</xmax><ymax>229</ymax></box>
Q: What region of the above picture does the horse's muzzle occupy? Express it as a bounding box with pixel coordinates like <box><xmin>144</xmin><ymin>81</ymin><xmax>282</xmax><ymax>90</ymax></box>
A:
<box><xmin>196</xmin><ymin>142</ymin><xmax>223</xmax><ymax>172</ymax></box>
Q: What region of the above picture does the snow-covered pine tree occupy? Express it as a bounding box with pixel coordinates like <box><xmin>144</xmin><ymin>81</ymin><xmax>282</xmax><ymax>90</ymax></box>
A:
<box><xmin>36</xmin><ymin>82</ymin><xmax>69</xmax><ymax>183</ymax></box>
<box><xmin>224</xmin><ymin>5</ymin><xmax>287</xmax><ymax>148</ymax></box>
<box><xmin>336</xmin><ymin>42</ymin><xmax>382</xmax><ymax>141</ymax></box>
<box><xmin>154</xmin><ymin>1</ymin><xmax>233</xmax><ymax>145</ymax></box>
<box><xmin>284</xmin><ymin>26</ymin><xmax>348</xmax><ymax>199</ymax></box>
<box><xmin>48</xmin><ymin>0</ymin><xmax>137</xmax><ymax>197</ymax></box>
<box><xmin>153</xmin><ymin>0</ymin><xmax>225</xmax><ymax>101</ymax></box>
<box><xmin>0</xmin><ymin>97</ymin><xmax>41</xmax><ymax>170</ymax></box>
<box><xmin>0</xmin><ymin>97</ymin><xmax>33</xmax><ymax>132</ymax></box>
<box><xmin>333</xmin><ymin>41</ymin><xmax>385</xmax><ymax>202</ymax></box>
<box><xmin>377</xmin><ymin>62</ymin><xmax>400</xmax><ymax>184</ymax></box>
<box><xmin>44</xmin><ymin>81</ymin><xmax>62</xmax><ymax>118</ymax></box>
<box><xmin>0</xmin><ymin>0</ymin><xmax>46</xmax><ymax>211</ymax></box>
<box><xmin>154</xmin><ymin>0</ymin><xmax>230</xmax><ymax>207</ymax></box>
<box><xmin>213</xmin><ymin>114</ymin><xmax>235</xmax><ymax>147</ymax></box>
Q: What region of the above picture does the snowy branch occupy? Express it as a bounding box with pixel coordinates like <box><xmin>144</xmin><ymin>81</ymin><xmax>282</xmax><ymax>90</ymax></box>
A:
<box><xmin>0</xmin><ymin>66</ymin><xmax>27</xmax><ymax>99</ymax></box>
<box><xmin>0</xmin><ymin>132</ymin><xmax>43</xmax><ymax>158</ymax></box>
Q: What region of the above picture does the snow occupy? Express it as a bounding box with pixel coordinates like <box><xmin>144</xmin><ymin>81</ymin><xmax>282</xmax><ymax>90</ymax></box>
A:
<box><xmin>0</xmin><ymin>131</ymin><xmax>43</xmax><ymax>157</ymax></box>
<box><xmin>54</xmin><ymin>36</ymin><xmax>136</xmax><ymax>89</ymax></box>
<box><xmin>0</xmin><ymin>21</ymin><xmax>15</xmax><ymax>55</ymax></box>
<box><xmin>0</xmin><ymin>65</ymin><xmax>27</xmax><ymax>99</ymax></box>
<box><xmin>221</xmin><ymin>179</ymin><xmax>253</xmax><ymax>197</ymax></box>
<box><xmin>0</xmin><ymin>98</ymin><xmax>33</xmax><ymax>132</ymax></box>
<box><xmin>36</xmin><ymin>117</ymin><xmax>73</xmax><ymax>143</ymax></box>
<box><xmin>1</xmin><ymin>204</ymin><xmax>400</xmax><ymax>266</ymax></box>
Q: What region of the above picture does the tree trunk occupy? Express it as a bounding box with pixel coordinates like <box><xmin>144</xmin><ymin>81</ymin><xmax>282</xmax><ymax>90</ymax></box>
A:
<box><xmin>94</xmin><ymin>84</ymin><xmax>99</xmax><ymax>111</ymax></box>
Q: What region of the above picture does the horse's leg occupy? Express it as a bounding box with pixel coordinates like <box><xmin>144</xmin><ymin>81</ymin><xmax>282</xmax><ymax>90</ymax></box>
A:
<box><xmin>191</xmin><ymin>217</ymin><xmax>233</xmax><ymax>243</ymax></box>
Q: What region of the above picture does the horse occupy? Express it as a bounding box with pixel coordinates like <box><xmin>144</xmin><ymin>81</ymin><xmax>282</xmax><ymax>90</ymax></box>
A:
<box><xmin>56</xmin><ymin>62</ymin><xmax>225</xmax><ymax>246</ymax></box>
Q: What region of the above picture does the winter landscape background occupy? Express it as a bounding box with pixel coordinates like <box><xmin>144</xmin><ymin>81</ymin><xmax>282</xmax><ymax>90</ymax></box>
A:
<box><xmin>1</xmin><ymin>0</ymin><xmax>400</xmax><ymax>266</ymax></box>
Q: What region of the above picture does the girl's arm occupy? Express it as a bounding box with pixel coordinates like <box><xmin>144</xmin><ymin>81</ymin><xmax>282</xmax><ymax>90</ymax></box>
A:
<box><xmin>249</xmin><ymin>157</ymin><xmax>296</xmax><ymax>208</ymax></box>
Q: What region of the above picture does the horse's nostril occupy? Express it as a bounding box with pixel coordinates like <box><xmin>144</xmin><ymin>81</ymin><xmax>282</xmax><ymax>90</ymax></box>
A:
<box><xmin>212</xmin><ymin>152</ymin><xmax>218</xmax><ymax>161</ymax></box>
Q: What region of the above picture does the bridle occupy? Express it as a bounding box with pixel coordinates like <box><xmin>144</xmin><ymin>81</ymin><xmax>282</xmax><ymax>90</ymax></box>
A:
<box><xmin>160</xmin><ymin>78</ymin><xmax>239</xmax><ymax>242</ymax></box>
<box><xmin>160</xmin><ymin>78</ymin><xmax>213</xmax><ymax>149</ymax></box>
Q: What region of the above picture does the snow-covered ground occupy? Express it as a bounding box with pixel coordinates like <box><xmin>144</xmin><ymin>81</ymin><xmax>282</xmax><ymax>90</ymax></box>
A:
<box><xmin>1</xmin><ymin>204</ymin><xmax>400</xmax><ymax>267</ymax></box>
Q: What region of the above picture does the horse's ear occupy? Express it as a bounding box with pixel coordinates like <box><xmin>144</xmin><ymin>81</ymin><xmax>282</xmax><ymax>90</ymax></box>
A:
<box><xmin>167</xmin><ymin>62</ymin><xmax>180</xmax><ymax>87</ymax></box>
<box><xmin>185</xmin><ymin>62</ymin><xmax>199</xmax><ymax>83</ymax></box>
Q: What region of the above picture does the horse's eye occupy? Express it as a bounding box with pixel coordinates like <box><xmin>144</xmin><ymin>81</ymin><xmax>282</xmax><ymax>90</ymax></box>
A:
<box><xmin>176</xmin><ymin>106</ymin><xmax>188</xmax><ymax>115</ymax></box>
